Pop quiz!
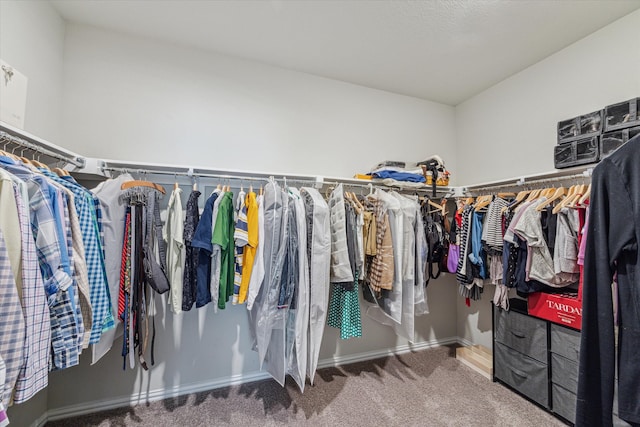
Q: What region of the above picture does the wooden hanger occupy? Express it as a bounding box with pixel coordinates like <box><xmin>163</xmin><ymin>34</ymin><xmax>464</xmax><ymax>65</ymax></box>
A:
<box><xmin>52</xmin><ymin>167</ymin><xmax>68</xmax><ymax>177</ymax></box>
<box><xmin>497</xmin><ymin>192</ymin><xmax>516</xmax><ymax>199</ymax></box>
<box><xmin>19</xmin><ymin>156</ymin><xmax>34</xmax><ymax>166</ymax></box>
<box><xmin>346</xmin><ymin>192</ymin><xmax>362</xmax><ymax>215</ymax></box>
<box><xmin>0</xmin><ymin>149</ymin><xmax>19</xmax><ymax>161</ymax></box>
<box><xmin>121</xmin><ymin>180</ymin><xmax>166</xmax><ymax>194</ymax></box>
<box><xmin>474</xmin><ymin>195</ymin><xmax>493</xmax><ymax>212</ymax></box>
<box><xmin>427</xmin><ymin>198</ymin><xmax>444</xmax><ymax>213</ymax></box>
<box><xmin>502</xmin><ymin>189</ymin><xmax>530</xmax><ymax>213</ymax></box>
<box><xmin>555</xmin><ymin>184</ymin><xmax>584</xmax><ymax>212</ymax></box>
<box><xmin>577</xmin><ymin>184</ymin><xmax>591</xmax><ymax>206</ymax></box>
<box><xmin>552</xmin><ymin>185</ymin><xmax>575</xmax><ymax>213</ymax></box>
<box><xmin>536</xmin><ymin>186</ymin><xmax>566</xmax><ymax>211</ymax></box>
<box><xmin>543</xmin><ymin>187</ymin><xmax>556</xmax><ymax>199</ymax></box>
<box><xmin>563</xmin><ymin>184</ymin><xmax>590</xmax><ymax>209</ymax></box>
<box><xmin>350</xmin><ymin>191</ymin><xmax>364</xmax><ymax>212</ymax></box>
<box><xmin>525</xmin><ymin>188</ymin><xmax>542</xmax><ymax>202</ymax></box>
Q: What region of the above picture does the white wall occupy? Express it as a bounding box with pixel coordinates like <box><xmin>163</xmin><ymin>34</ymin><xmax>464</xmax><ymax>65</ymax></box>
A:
<box><xmin>61</xmin><ymin>24</ymin><xmax>457</xmax><ymax>180</ymax></box>
<box><xmin>455</xmin><ymin>9</ymin><xmax>640</xmax><ymax>187</ymax></box>
<box><xmin>454</xmin><ymin>9</ymin><xmax>640</xmax><ymax>348</ymax></box>
<box><xmin>0</xmin><ymin>0</ymin><xmax>66</xmax><ymax>143</ymax></box>
<box><xmin>0</xmin><ymin>1</ymin><xmax>65</xmax><ymax>425</ymax></box>
<box><xmin>43</xmin><ymin>23</ymin><xmax>460</xmax><ymax>414</ymax></box>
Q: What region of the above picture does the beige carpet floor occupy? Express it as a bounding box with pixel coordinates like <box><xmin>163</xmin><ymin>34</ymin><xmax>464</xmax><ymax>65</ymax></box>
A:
<box><xmin>46</xmin><ymin>345</ymin><xmax>565</xmax><ymax>426</ymax></box>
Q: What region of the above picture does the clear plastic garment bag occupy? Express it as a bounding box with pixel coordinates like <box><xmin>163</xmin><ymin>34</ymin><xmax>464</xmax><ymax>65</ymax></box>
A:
<box><xmin>301</xmin><ymin>187</ymin><xmax>330</xmax><ymax>385</ymax></box>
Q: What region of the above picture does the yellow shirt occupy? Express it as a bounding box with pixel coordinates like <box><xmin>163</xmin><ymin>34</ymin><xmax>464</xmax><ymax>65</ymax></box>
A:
<box><xmin>238</xmin><ymin>192</ymin><xmax>258</xmax><ymax>304</ymax></box>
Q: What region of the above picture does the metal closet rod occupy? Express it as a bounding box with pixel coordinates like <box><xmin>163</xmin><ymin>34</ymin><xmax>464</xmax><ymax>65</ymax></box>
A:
<box><xmin>0</xmin><ymin>124</ymin><xmax>86</xmax><ymax>168</ymax></box>
<box><xmin>466</xmin><ymin>170</ymin><xmax>592</xmax><ymax>196</ymax></box>
<box><xmin>102</xmin><ymin>166</ymin><xmax>316</xmax><ymax>185</ymax></box>
<box><xmin>102</xmin><ymin>165</ymin><xmax>451</xmax><ymax>195</ymax></box>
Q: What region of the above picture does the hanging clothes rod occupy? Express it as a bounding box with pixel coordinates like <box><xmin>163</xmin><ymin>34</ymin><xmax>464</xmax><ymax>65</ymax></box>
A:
<box><xmin>465</xmin><ymin>168</ymin><xmax>593</xmax><ymax>196</ymax></box>
<box><xmin>101</xmin><ymin>163</ymin><xmax>453</xmax><ymax>196</ymax></box>
<box><xmin>102</xmin><ymin>165</ymin><xmax>318</xmax><ymax>186</ymax></box>
<box><xmin>0</xmin><ymin>121</ymin><xmax>86</xmax><ymax>167</ymax></box>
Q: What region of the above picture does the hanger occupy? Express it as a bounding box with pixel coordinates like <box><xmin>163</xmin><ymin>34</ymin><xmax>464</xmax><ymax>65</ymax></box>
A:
<box><xmin>502</xmin><ymin>189</ymin><xmax>530</xmax><ymax>213</ymax></box>
<box><xmin>349</xmin><ymin>191</ymin><xmax>364</xmax><ymax>212</ymax></box>
<box><xmin>497</xmin><ymin>192</ymin><xmax>516</xmax><ymax>199</ymax></box>
<box><xmin>536</xmin><ymin>186</ymin><xmax>566</xmax><ymax>211</ymax></box>
<box><xmin>541</xmin><ymin>187</ymin><xmax>555</xmax><ymax>199</ymax></box>
<box><xmin>551</xmin><ymin>185</ymin><xmax>574</xmax><ymax>213</ymax></box>
<box><xmin>121</xmin><ymin>180</ymin><xmax>166</xmax><ymax>194</ymax></box>
<box><xmin>561</xmin><ymin>183</ymin><xmax>589</xmax><ymax>210</ymax></box>
<box><xmin>525</xmin><ymin>188</ymin><xmax>542</xmax><ymax>202</ymax></box>
<box><xmin>474</xmin><ymin>194</ymin><xmax>493</xmax><ymax>212</ymax></box>
<box><xmin>52</xmin><ymin>167</ymin><xmax>68</xmax><ymax>177</ymax></box>
<box><xmin>345</xmin><ymin>191</ymin><xmax>361</xmax><ymax>215</ymax></box>
<box><xmin>427</xmin><ymin>198</ymin><xmax>443</xmax><ymax>212</ymax></box>
<box><xmin>577</xmin><ymin>184</ymin><xmax>591</xmax><ymax>206</ymax></box>
<box><xmin>0</xmin><ymin>149</ymin><xmax>18</xmax><ymax>161</ymax></box>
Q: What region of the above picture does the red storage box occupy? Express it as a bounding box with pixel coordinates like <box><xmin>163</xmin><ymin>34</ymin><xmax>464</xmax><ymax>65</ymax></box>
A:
<box><xmin>528</xmin><ymin>292</ymin><xmax>582</xmax><ymax>330</ymax></box>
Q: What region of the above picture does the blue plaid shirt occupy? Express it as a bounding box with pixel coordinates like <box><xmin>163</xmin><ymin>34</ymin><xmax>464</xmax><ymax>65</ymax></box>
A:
<box><xmin>48</xmin><ymin>174</ymin><xmax>115</xmax><ymax>343</ymax></box>
<box><xmin>0</xmin><ymin>158</ymin><xmax>80</xmax><ymax>369</ymax></box>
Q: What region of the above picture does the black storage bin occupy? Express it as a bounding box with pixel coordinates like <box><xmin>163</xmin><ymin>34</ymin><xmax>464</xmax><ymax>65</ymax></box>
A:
<box><xmin>557</xmin><ymin>110</ymin><xmax>603</xmax><ymax>144</ymax></box>
<box><xmin>600</xmin><ymin>126</ymin><xmax>640</xmax><ymax>160</ymax></box>
<box><xmin>604</xmin><ymin>98</ymin><xmax>640</xmax><ymax>132</ymax></box>
<box><xmin>554</xmin><ymin>144</ymin><xmax>575</xmax><ymax>169</ymax></box>
<box><xmin>555</xmin><ymin>136</ymin><xmax>600</xmax><ymax>169</ymax></box>
<box><xmin>575</xmin><ymin>136</ymin><xmax>599</xmax><ymax>164</ymax></box>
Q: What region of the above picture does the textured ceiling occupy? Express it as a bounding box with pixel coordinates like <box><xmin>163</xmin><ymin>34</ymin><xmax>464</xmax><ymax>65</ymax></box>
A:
<box><xmin>51</xmin><ymin>0</ymin><xmax>640</xmax><ymax>105</ymax></box>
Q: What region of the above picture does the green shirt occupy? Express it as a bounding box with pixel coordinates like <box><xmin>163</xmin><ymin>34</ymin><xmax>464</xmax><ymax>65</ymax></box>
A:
<box><xmin>212</xmin><ymin>191</ymin><xmax>234</xmax><ymax>309</ymax></box>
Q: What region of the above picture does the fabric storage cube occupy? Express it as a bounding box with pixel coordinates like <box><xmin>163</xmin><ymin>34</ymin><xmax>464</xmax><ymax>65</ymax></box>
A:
<box><xmin>557</xmin><ymin>110</ymin><xmax>603</xmax><ymax>143</ymax></box>
<box><xmin>575</xmin><ymin>136</ymin><xmax>599</xmax><ymax>164</ymax></box>
<box><xmin>550</xmin><ymin>324</ymin><xmax>580</xmax><ymax>362</ymax></box>
<box><xmin>601</xmin><ymin>126</ymin><xmax>640</xmax><ymax>160</ymax></box>
<box><xmin>494</xmin><ymin>308</ymin><xmax>548</xmax><ymax>363</ymax></box>
<box><xmin>555</xmin><ymin>137</ymin><xmax>600</xmax><ymax>169</ymax></box>
<box><xmin>554</xmin><ymin>143</ymin><xmax>575</xmax><ymax>169</ymax></box>
<box><xmin>552</xmin><ymin>383</ymin><xmax>577</xmax><ymax>424</ymax></box>
<box><xmin>494</xmin><ymin>342</ymin><xmax>549</xmax><ymax>408</ymax></box>
<box><xmin>558</xmin><ymin>118</ymin><xmax>579</xmax><ymax>143</ymax></box>
<box><xmin>551</xmin><ymin>353</ymin><xmax>579</xmax><ymax>393</ymax></box>
<box><xmin>604</xmin><ymin>98</ymin><xmax>640</xmax><ymax>132</ymax></box>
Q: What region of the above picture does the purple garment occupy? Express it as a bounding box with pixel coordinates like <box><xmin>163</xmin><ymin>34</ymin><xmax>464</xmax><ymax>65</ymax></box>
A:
<box><xmin>577</xmin><ymin>206</ymin><xmax>589</xmax><ymax>266</ymax></box>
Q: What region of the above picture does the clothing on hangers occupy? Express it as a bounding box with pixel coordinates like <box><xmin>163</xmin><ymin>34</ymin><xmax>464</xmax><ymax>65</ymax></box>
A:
<box><xmin>164</xmin><ymin>186</ymin><xmax>184</xmax><ymax>314</ymax></box>
<box><xmin>182</xmin><ymin>189</ymin><xmax>201</xmax><ymax>311</ymax></box>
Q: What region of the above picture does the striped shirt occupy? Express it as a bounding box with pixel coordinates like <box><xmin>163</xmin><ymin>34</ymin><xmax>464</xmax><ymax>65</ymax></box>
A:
<box><xmin>232</xmin><ymin>191</ymin><xmax>248</xmax><ymax>304</ymax></box>
<box><xmin>0</xmin><ymin>229</ymin><xmax>25</xmax><ymax>406</ymax></box>
<box><xmin>456</xmin><ymin>206</ymin><xmax>474</xmax><ymax>284</ymax></box>
<box><xmin>369</xmin><ymin>200</ymin><xmax>394</xmax><ymax>292</ymax></box>
<box><xmin>11</xmin><ymin>183</ymin><xmax>50</xmax><ymax>403</ymax></box>
<box><xmin>481</xmin><ymin>197</ymin><xmax>509</xmax><ymax>252</ymax></box>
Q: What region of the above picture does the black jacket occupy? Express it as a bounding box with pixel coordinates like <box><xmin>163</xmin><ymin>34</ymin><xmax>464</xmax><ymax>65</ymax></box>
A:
<box><xmin>577</xmin><ymin>134</ymin><xmax>640</xmax><ymax>426</ymax></box>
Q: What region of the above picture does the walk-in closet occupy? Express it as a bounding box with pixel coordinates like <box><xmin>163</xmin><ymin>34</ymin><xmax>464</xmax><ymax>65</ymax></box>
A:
<box><xmin>1</xmin><ymin>1</ymin><xmax>639</xmax><ymax>426</ymax></box>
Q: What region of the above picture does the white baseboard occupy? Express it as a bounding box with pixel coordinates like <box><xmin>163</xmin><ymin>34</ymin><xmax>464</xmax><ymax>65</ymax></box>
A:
<box><xmin>37</xmin><ymin>336</ymin><xmax>468</xmax><ymax>426</ymax></box>
<box><xmin>457</xmin><ymin>337</ymin><xmax>475</xmax><ymax>347</ymax></box>
<box><xmin>32</xmin><ymin>412</ymin><xmax>48</xmax><ymax>427</ymax></box>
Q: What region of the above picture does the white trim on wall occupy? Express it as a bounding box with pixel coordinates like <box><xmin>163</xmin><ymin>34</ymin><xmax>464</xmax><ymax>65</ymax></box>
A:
<box><xmin>40</xmin><ymin>336</ymin><xmax>464</xmax><ymax>426</ymax></box>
